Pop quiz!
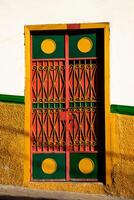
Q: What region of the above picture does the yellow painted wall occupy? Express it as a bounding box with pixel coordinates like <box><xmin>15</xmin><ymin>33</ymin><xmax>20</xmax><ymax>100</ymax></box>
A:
<box><xmin>108</xmin><ymin>114</ymin><xmax>134</xmax><ymax>198</ymax></box>
<box><xmin>0</xmin><ymin>102</ymin><xmax>134</xmax><ymax>198</ymax></box>
<box><xmin>0</xmin><ymin>103</ymin><xmax>24</xmax><ymax>185</ymax></box>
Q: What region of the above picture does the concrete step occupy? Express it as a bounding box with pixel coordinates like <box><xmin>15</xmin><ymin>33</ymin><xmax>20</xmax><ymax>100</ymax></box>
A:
<box><xmin>0</xmin><ymin>185</ymin><xmax>133</xmax><ymax>200</ymax></box>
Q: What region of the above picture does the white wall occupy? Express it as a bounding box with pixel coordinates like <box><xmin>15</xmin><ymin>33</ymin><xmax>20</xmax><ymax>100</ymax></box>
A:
<box><xmin>0</xmin><ymin>0</ymin><xmax>134</xmax><ymax>105</ymax></box>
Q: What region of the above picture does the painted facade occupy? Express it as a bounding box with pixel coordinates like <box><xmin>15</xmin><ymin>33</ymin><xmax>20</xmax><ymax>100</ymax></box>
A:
<box><xmin>0</xmin><ymin>0</ymin><xmax>134</xmax><ymax>199</ymax></box>
<box><xmin>0</xmin><ymin>98</ymin><xmax>134</xmax><ymax>198</ymax></box>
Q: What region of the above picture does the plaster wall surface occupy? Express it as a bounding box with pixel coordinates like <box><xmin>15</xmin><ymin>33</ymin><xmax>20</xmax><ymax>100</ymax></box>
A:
<box><xmin>0</xmin><ymin>103</ymin><xmax>133</xmax><ymax>198</ymax></box>
<box><xmin>0</xmin><ymin>0</ymin><xmax>134</xmax><ymax>105</ymax></box>
<box><xmin>110</xmin><ymin>114</ymin><xmax>134</xmax><ymax>198</ymax></box>
<box><xmin>0</xmin><ymin>103</ymin><xmax>24</xmax><ymax>185</ymax></box>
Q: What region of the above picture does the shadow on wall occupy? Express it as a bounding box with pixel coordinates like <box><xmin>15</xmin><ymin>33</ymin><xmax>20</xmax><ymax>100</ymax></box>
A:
<box><xmin>0</xmin><ymin>125</ymin><xmax>24</xmax><ymax>135</ymax></box>
<box><xmin>105</xmin><ymin>152</ymin><xmax>134</xmax><ymax>198</ymax></box>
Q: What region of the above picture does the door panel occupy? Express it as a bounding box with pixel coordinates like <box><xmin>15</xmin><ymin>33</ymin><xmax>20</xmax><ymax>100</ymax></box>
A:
<box><xmin>30</xmin><ymin>31</ymin><xmax>104</xmax><ymax>181</ymax></box>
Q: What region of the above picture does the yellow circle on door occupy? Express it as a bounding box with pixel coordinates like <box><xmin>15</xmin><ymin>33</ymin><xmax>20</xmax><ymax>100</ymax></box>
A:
<box><xmin>41</xmin><ymin>39</ymin><xmax>56</xmax><ymax>54</ymax></box>
<box><xmin>77</xmin><ymin>37</ymin><xmax>93</xmax><ymax>53</ymax></box>
<box><xmin>79</xmin><ymin>158</ymin><xmax>94</xmax><ymax>174</ymax></box>
<box><xmin>41</xmin><ymin>158</ymin><xmax>57</xmax><ymax>174</ymax></box>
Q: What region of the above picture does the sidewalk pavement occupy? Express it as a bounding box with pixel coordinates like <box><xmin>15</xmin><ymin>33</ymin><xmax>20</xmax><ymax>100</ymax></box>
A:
<box><xmin>0</xmin><ymin>184</ymin><xmax>133</xmax><ymax>200</ymax></box>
